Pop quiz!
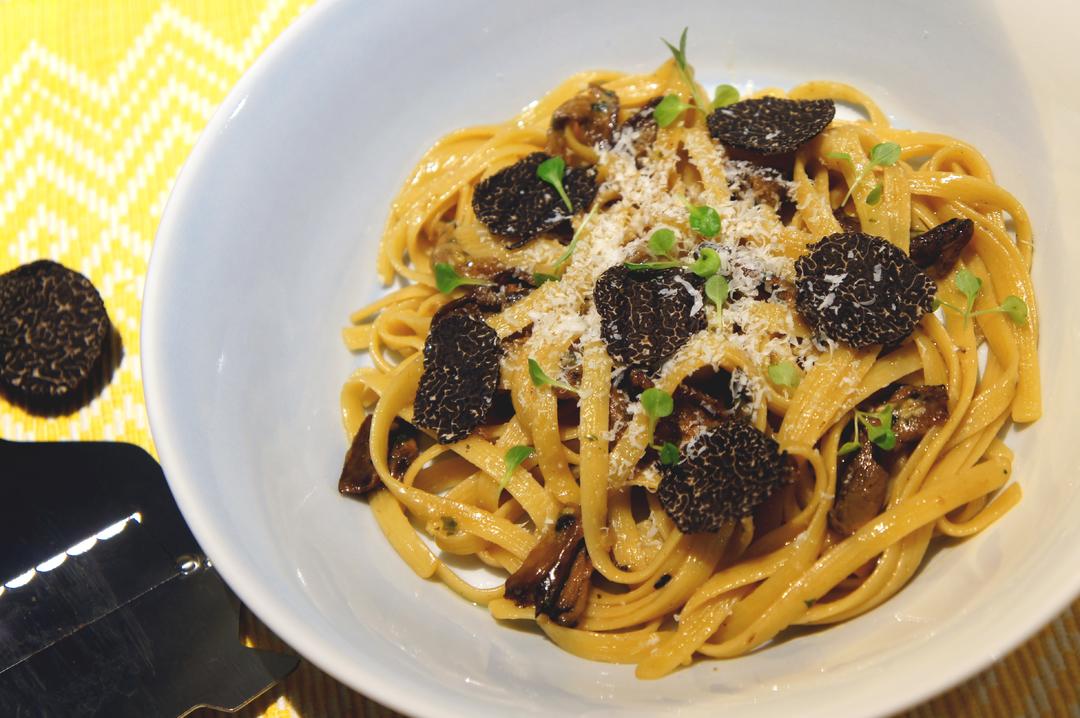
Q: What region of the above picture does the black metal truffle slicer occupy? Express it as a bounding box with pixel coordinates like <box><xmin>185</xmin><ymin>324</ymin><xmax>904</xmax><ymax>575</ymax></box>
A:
<box><xmin>0</xmin><ymin>439</ymin><xmax>298</xmax><ymax>717</ymax></box>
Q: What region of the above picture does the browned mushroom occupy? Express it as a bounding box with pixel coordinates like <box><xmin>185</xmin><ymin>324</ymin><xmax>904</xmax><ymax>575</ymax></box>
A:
<box><xmin>339</xmin><ymin>415</ymin><xmax>419</xmax><ymax>497</ymax></box>
<box><xmin>881</xmin><ymin>384</ymin><xmax>949</xmax><ymax>443</ymax></box>
<box><xmin>504</xmin><ymin>509</ymin><xmax>594</xmax><ymax>627</ymax></box>
<box><xmin>909</xmin><ymin>218</ymin><xmax>973</xmax><ymax>278</ymax></box>
<box><xmin>546</xmin><ymin>84</ymin><xmax>620</xmax><ymax>165</ymax></box>
<box><xmin>829</xmin><ymin>442</ymin><xmax>889</xmax><ymax>535</ymax></box>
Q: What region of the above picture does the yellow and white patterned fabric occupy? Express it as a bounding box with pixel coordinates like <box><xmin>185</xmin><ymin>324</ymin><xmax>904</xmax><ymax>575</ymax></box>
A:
<box><xmin>0</xmin><ymin>2</ymin><xmax>1077</xmax><ymax>716</ymax></box>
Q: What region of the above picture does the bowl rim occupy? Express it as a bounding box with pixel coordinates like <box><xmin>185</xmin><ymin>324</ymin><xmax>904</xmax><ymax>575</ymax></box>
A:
<box><xmin>142</xmin><ymin>1</ymin><xmax>1080</xmax><ymax>715</ymax></box>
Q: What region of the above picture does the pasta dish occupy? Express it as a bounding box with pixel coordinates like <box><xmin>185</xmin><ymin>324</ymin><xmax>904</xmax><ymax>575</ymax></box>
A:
<box><xmin>336</xmin><ymin>31</ymin><xmax>1039</xmax><ymax>678</ymax></box>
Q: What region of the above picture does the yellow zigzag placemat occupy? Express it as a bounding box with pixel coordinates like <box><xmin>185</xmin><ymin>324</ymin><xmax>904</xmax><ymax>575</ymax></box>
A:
<box><xmin>1</xmin><ymin>2</ymin><xmax>1077</xmax><ymax>717</ymax></box>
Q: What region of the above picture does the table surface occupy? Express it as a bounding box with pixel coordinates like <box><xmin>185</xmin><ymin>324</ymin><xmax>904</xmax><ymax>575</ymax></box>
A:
<box><xmin>1</xmin><ymin>2</ymin><xmax>1077</xmax><ymax>716</ymax></box>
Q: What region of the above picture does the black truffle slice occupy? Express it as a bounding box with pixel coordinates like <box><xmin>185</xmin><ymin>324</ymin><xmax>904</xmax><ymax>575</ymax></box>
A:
<box><xmin>0</xmin><ymin>260</ymin><xmax>110</xmax><ymax>401</ymax></box>
<box><xmin>413</xmin><ymin>311</ymin><xmax>501</xmax><ymax>443</ymax></box>
<box><xmin>658</xmin><ymin>420</ymin><xmax>790</xmax><ymax>533</ymax></box>
<box><xmin>593</xmin><ymin>266</ymin><xmax>706</xmax><ymax>369</ymax></box>
<box><xmin>794</xmin><ymin>232</ymin><xmax>936</xmax><ymax>348</ymax></box>
<box><xmin>909</xmin><ymin>218</ymin><xmax>974</xmax><ymax>278</ymax></box>
<box><xmin>472</xmin><ymin>152</ymin><xmax>597</xmax><ymax>248</ymax></box>
<box><xmin>707</xmin><ymin>97</ymin><xmax>835</xmax><ymax>155</ymax></box>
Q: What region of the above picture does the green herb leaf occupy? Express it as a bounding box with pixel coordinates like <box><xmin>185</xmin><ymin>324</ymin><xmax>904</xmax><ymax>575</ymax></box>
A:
<box><xmin>660</xmin><ymin>28</ymin><xmax>711</xmax><ymax>111</ymax></box>
<box><xmin>688</xmin><ymin>204</ymin><xmax>722</xmax><ymax>238</ymax></box>
<box><xmin>661</xmin><ymin>27</ymin><xmax>689</xmax><ymax>70</ymax></box>
<box><xmin>624</xmin><ymin>260</ymin><xmax>685</xmax><ymax>271</ymax></box>
<box><xmin>998</xmin><ymin>295</ymin><xmax>1029</xmax><ymax>325</ymax></box>
<box><xmin>528</xmin><ymin>358</ymin><xmax>577</xmax><ymax>393</ymax></box>
<box><xmin>533</xmin><ymin>272</ymin><xmax>560</xmax><ymax>285</ymax></box>
<box><xmin>536</xmin><ymin>155</ymin><xmax>573</xmax><ymax>212</ymax></box>
<box><xmin>502</xmin><ymin>445</ymin><xmax>535</xmax><ymax>488</ymax></box>
<box><xmin>869</xmin><ymin>141</ymin><xmax>902</xmax><ymax>167</ymax></box>
<box><xmin>931</xmin><ymin>297</ymin><xmax>942</xmax><ymax>311</ymax></box>
<box><xmin>705</xmin><ymin>273</ymin><xmax>729</xmax><ymax>310</ymax></box>
<box><xmin>804</xmin><ymin>598</ymin><xmax>817</xmax><ymax>608</ymax></box>
<box><xmin>826</xmin><ymin>151</ymin><xmax>853</xmax><ymax>164</ymax></box>
<box><xmin>552</xmin><ymin>205</ymin><xmax>598</xmax><ymax>269</ymax></box>
<box><xmin>767</xmin><ymin>360</ymin><xmax>801</xmax><ymax>389</ymax></box>
<box><xmin>711</xmin><ymin>84</ymin><xmax>739</xmax><ymax>109</ymax></box>
<box><xmin>440</xmin><ymin>516</ymin><xmax>458</xmax><ymax>535</ymax></box>
<box><xmin>640</xmin><ymin>387</ymin><xmax>675</xmax><ymax>420</ymax></box>
<box><xmin>654</xmin><ymin>94</ymin><xmax>692</xmax><ymax>128</ymax></box>
<box><xmin>658</xmin><ymin>442</ymin><xmax>681</xmax><ymax>466</ymax></box>
<box><xmin>647</xmin><ymin>228</ymin><xmax>678</xmax><ymax>258</ymax></box>
<box><xmin>865</xmin><ymin>183</ymin><xmax>884</xmax><ymax>206</ymax></box>
<box><xmin>434</xmin><ymin>262</ymin><xmax>488</xmax><ymax>294</ymax></box>
<box><xmin>837</xmin><ymin>440</ymin><xmax>862</xmax><ymax>456</ymax></box>
<box><xmin>688</xmin><ymin>247</ymin><xmax>721</xmax><ymax>278</ymax></box>
<box><xmin>954</xmin><ymin>268</ymin><xmax>982</xmax><ymax>316</ymax></box>
<box><xmin>860</xmin><ymin>405</ymin><xmax>896</xmax><ymax>451</ymax></box>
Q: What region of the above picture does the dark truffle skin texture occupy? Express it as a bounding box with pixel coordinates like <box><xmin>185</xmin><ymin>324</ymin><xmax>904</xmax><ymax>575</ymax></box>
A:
<box><xmin>471</xmin><ymin>152</ymin><xmax>598</xmax><ymax>248</ymax></box>
<box><xmin>794</xmin><ymin>232</ymin><xmax>936</xmax><ymax>348</ymax></box>
<box><xmin>413</xmin><ymin>311</ymin><xmax>501</xmax><ymax>443</ymax></box>
<box><xmin>593</xmin><ymin>266</ymin><xmax>706</xmax><ymax>369</ymax></box>
<box><xmin>909</xmin><ymin>218</ymin><xmax>974</xmax><ymax>278</ymax></box>
<box><xmin>0</xmin><ymin>260</ymin><xmax>110</xmax><ymax>400</ymax></box>
<box><xmin>658</xmin><ymin>420</ymin><xmax>790</xmax><ymax>533</ymax></box>
<box><xmin>707</xmin><ymin>97</ymin><xmax>835</xmax><ymax>155</ymax></box>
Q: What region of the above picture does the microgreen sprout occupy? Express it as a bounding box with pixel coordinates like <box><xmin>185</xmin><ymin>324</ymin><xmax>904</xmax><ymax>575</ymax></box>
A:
<box><xmin>552</xmin><ymin>205</ymin><xmax>599</xmax><ymax>270</ymax></box>
<box><xmin>934</xmin><ymin>268</ymin><xmax>1029</xmax><ymax>327</ymax></box>
<box><xmin>767</xmin><ymin>360</ymin><xmax>801</xmax><ymax>389</ymax></box>
<box><xmin>502</xmin><ymin>445</ymin><xmax>535</xmax><ymax>488</ymax></box>
<box><xmin>705</xmin><ymin>273</ymin><xmax>729</xmax><ymax>312</ymax></box>
<box><xmin>434</xmin><ymin>262</ymin><xmax>489</xmax><ymax>294</ymax></box>
<box><xmin>689</xmin><ymin>247</ymin><xmax>722</xmax><ymax>278</ymax></box>
<box><xmin>528</xmin><ymin>358</ymin><xmax>577</xmax><ymax>394</ymax></box>
<box><xmin>624</xmin><ymin>228</ymin><xmax>686</xmax><ymax>270</ymax></box>
<box><xmin>536</xmin><ymin>155</ymin><xmax>573</xmax><ymax>212</ymax></box>
<box><xmin>661</xmin><ymin>28</ymin><xmax>712</xmax><ymax>114</ymax></box>
<box><xmin>533</xmin><ymin>272</ymin><xmax>560</xmax><ymax>285</ymax></box>
<box><xmin>658</xmin><ymin>441</ymin><xmax>681</xmax><ymax>466</ymax></box>
<box><xmin>648</xmin><ymin>228</ymin><xmax>678</xmax><ymax>258</ymax></box>
<box><xmin>688</xmin><ymin>203</ymin><xmax>722</xmax><ymax>238</ymax></box>
<box><xmin>838</xmin><ymin>404</ymin><xmax>896</xmax><ymax>456</ymax></box>
<box><xmin>654</xmin><ymin>94</ymin><xmax>693</xmax><ymax>128</ymax></box>
<box><xmin>866</xmin><ymin>183</ymin><xmax>884</xmax><ymax>206</ymax></box>
<box><xmin>640</xmin><ymin>387</ymin><xmax>674</xmax><ymax>447</ymax></box>
<box><xmin>712</xmin><ymin>84</ymin><xmax>739</xmax><ymax>110</ymax></box>
<box><xmin>828</xmin><ymin>141</ymin><xmax>902</xmax><ymax>207</ymax></box>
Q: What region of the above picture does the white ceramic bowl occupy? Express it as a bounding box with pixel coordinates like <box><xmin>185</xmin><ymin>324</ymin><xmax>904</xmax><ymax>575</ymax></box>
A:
<box><xmin>143</xmin><ymin>1</ymin><xmax>1080</xmax><ymax>715</ymax></box>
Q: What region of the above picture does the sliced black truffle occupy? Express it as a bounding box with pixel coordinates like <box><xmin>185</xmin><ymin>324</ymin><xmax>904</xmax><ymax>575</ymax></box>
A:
<box><xmin>707</xmin><ymin>97</ymin><xmax>835</xmax><ymax>155</ymax></box>
<box><xmin>593</xmin><ymin>266</ymin><xmax>706</xmax><ymax>369</ymax></box>
<box><xmin>472</xmin><ymin>152</ymin><xmax>597</xmax><ymax>248</ymax></box>
<box><xmin>546</xmin><ymin>84</ymin><xmax>620</xmax><ymax>163</ymax></box>
<box><xmin>658</xmin><ymin>420</ymin><xmax>790</xmax><ymax>533</ymax></box>
<box><xmin>909</xmin><ymin>218</ymin><xmax>973</xmax><ymax>278</ymax></box>
<box><xmin>414</xmin><ymin>311</ymin><xmax>501</xmax><ymax>443</ymax></box>
<box><xmin>0</xmin><ymin>260</ymin><xmax>110</xmax><ymax>402</ymax></box>
<box><xmin>794</xmin><ymin>232</ymin><xmax>936</xmax><ymax>348</ymax></box>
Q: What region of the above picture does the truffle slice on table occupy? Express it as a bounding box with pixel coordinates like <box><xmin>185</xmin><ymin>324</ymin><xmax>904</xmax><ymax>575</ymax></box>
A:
<box><xmin>593</xmin><ymin>266</ymin><xmax>706</xmax><ymax>370</ymax></box>
<box><xmin>0</xmin><ymin>260</ymin><xmax>112</xmax><ymax>409</ymax></box>
<box><xmin>471</xmin><ymin>152</ymin><xmax>598</xmax><ymax>248</ymax></box>
<box><xmin>794</xmin><ymin>232</ymin><xmax>936</xmax><ymax>349</ymax></box>
<box><xmin>658</xmin><ymin>419</ymin><xmax>790</xmax><ymax>533</ymax></box>
<box><xmin>413</xmin><ymin>311</ymin><xmax>502</xmax><ymax>444</ymax></box>
<box><xmin>707</xmin><ymin>97</ymin><xmax>835</xmax><ymax>155</ymax></box>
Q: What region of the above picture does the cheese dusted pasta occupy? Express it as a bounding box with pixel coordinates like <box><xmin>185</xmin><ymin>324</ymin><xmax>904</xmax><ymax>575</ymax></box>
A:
<box><xmin>337</xmin><ymin>52</ymin><xmax>1038</xmax><ymax>678</ymax></box>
